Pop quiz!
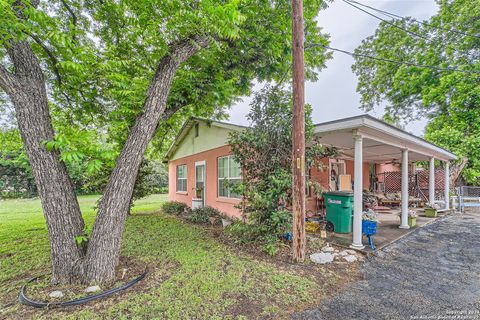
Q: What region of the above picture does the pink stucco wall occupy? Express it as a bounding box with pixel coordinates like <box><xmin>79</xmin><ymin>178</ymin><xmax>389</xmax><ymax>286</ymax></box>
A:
<box><xmin>305</xmin><ymin>159</ymin><xmax>370</xmax><ymax>212</ymax></box>
<box><xmin>169</xmin><ymin>149</ymin><xmax>372</xmax><ymax>218</ymax></box>
<box><xmin>168</xmin><ymin>145</ymin><xmax>242</xmax><ymax>219</ymax></box>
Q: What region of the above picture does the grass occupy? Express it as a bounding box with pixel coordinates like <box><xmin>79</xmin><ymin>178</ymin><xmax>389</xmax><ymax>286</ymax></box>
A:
<box><xmin>0</xmin><ymin>194</ymin><xmax>329</xmax><ymax>319</ymax></box>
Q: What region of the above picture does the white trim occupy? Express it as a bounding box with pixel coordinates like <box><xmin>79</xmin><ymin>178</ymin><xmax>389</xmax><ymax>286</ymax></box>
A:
<box><xmin>314</xmin><ymin>115</ymin><xmax>456</xmax><ymax>161</ymax></box>
<box><xmin>176</xmin><ymin>164</ymin><xmax>187</xmax><ymax>193</ymax></box>
<box><xmin>195</xmin><ymin>161</ymin><xmax>206</xmax><ymax>207</ymax></box>
<box><xmin>217</xmin><ymin>155</ymin><xmax>241</xmax><ymax>199</ymax></box>
<box><xmin>351</xmin><ymin>134</ymin><xmax>364</xmax><ymax>249</ymax></box>
<box><xmin>399</xmin><ymin>149</ymin><xmax>410</xmax><ymax>229</ymax></box>
<box><xmin>429</xmin><ymin>157</ymin><xmax>435</xmax><ymax>204</ymax></box>
<box><xmin>444</xmin><ymin>161</ymin><xmax>450</xmax><ymax>210</ymax></box>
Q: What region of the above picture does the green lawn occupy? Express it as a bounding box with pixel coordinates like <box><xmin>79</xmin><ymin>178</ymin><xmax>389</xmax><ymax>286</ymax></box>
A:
<box><xmin>0</xmin><ymin>195</ymin><xmax>325</xmax><ymax>319</ymax></box>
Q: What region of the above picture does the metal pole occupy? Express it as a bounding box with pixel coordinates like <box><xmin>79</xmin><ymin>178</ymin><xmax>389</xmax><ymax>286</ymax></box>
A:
<box><xmin>292</xmin><ymin>0</ymin><xmax>306</xmax><ymax>263</ymax></box>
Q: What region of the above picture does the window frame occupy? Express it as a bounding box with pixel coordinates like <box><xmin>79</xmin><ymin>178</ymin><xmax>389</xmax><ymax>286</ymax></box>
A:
<box><xmin>176</xmin><ymin>164</ymin><xmax>187</xmax><ymax>193</ymax></box>
<box><xmin>217</xmin><ymin>155</ymin><xmax>241</xmax><ymax>199</ymax></box>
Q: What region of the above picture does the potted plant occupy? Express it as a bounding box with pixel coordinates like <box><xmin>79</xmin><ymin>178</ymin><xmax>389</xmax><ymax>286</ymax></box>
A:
<box><xmin>397</xmin><ymin>210</ymin><xmax>418</xmax><ymax>227</ymax></box>
<box><xmin>362</xmin><ymin>209</ymin><xmax>378</xmax><ymax>250</ymax></box>
<box><xmin>425</xmin><ymin>203</ymin><xmax>439</xmax><ymax>217</ymax></box>
<box><xmin>407</xmin><ymin>210</ymin><xmax>417</xmax><ymax>227</ymax></box>
<box><xmin>362</xmin><ymin>209</ymin><xmax>378</xmax><ymax>235</ymax></box>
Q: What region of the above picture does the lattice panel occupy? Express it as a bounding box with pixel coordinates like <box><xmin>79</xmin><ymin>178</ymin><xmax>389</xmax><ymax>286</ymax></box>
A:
<box><xmin>377</xmin><ymin>169</ymin><xmax>449</xmax><ymax>200</ymax></box>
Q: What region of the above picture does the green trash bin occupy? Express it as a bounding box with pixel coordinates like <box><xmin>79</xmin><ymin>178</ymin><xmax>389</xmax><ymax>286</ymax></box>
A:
<box><xmin>323</xmin><ymin>191</ymin><xmax>353</xmax><ymax>233</ymax></box>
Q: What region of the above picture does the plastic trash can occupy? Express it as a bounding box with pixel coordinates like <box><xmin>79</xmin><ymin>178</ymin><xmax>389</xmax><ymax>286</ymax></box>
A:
<box><xmin>323</xmin><ymin>191</ymin><xmax>353</xmax><ymax>233</ymax></box>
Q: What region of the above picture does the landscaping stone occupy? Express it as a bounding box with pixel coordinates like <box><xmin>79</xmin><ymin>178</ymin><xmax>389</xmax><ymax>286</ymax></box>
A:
<box><xmin>310</xmin><ymin>252</ymin><xmax>335</xmax><ymax>264</ymax></box>
<box><xmin>121</xmin><ymin>268</ymin><xmax>128</xmax><ymax>279</ymax></box>
<box><xmin>221</xmin><ymin>218</ymin><xmax>232</xmax><ymax>227</ymax></box>
<box><xmin>84</xmin><ymin>285</ymin><xmax>101</xmax><ymax>293</ymax></box>
<box><xmin>338</xmin><ymin>250</ymin><xmax>349</xmax><ymax>257</ymax></box>
<box><xmin>343</xmin><ymin>254</ymin><xmax>358</xmax><ymax>263</ymax></box>
<box><xmin>49</xmin><ymin>290</ymin><xmax>64</xmax><ymax>298</ymax></box>
<box><xmin>321</xmin><ymin>244</ymin><xmax>335</xmax><ymax>253</ymax></box>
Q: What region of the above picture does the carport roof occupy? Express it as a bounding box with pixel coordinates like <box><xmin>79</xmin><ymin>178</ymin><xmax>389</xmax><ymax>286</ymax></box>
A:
<box><xmin>314</xmin><ymin>115</ymin><xmax>457</xmax><ymax>162</ymax></box>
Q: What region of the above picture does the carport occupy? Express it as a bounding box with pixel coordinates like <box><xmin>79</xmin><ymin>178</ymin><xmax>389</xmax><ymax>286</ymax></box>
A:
<box><xmin>314</xmin><ymin>115</ymin><xmax>457</xmax><ymax>249</ymax></box>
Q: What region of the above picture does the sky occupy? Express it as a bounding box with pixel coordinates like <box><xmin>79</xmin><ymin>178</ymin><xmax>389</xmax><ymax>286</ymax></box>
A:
<box><xmin>226</xmin><ymin>0</ymin><xmax>439</xmax><ymax>136</ymax></box>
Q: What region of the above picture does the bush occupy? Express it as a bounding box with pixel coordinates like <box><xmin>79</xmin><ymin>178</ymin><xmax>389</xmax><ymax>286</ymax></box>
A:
<box><xmin>227</xmin><ymin>87</ymin><xmax>337</xmax><ymax>255</ymax></box>
<box><xmin>224</xmin><ymin>222</ymin><xmax>269</xmax><ymax>244</ymax></box>
<box><xmin>224</xmin><ymin>222</ymin><xmax>284</xmax><ymax>256</ymax></box>
<box><xmin>187</xmin><ymin>206</ymin><xmax>221</xmax><ymax>224</ymax></box>
<box><xmin>162</xmin><ymin>201</ymin><xmax>189</xmax><ymax>215</ymax></box>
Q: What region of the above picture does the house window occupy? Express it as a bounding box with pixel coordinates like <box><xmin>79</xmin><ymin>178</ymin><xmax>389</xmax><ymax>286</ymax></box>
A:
<box><xmin>176</xmin><ymin>165</ymin><xmax>187</xmax><ymax>192</ymax></box>
<box><xmin>194</xmin><ymin>123</ymin><xmax>199</xmax><ymax>137</ymax></box>
<box><xmin>218</xmin><ymin>155</ymin><xmax>241</xmax><ymax>198</ymax></box>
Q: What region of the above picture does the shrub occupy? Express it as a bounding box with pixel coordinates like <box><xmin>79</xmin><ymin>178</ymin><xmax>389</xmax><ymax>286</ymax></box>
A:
<box><xmin>224</xmin><ymin>222</ymin><xmax>269</xmax><ymax>243</ymax></box>
<box><xmin>225</xmin><ymin>222</ymin><xmax>284</xmax><ymax>256</ymax></box>
<box><xmin>162</xmin><ymin>201</ymin><xmax>189</xmax><ymax>215</ymax></box>
<box><xmin>227</xmin><ymin>86</ymin><xmax>337</xmax><ymax>255</ymax></box>
<box><xmin>187</xmin><ymin>206</ymin><xmax>221</xmax><ymax>224</ymax></box>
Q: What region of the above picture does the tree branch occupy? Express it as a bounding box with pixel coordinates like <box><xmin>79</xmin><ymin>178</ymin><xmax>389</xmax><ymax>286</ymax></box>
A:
<box><xmin>0</xmin><ymin>64</ymin><xmax>19</xmax><ymax>93</ymax></box>
<box><xmin>60</xmin><ymin>0</ymin><xmax>77</xmax><ymax>26</ymax></box>
<box><xmin>27</xmin><ymin>33</ymin><xmax>62</xmax><ymax>85</ymax></box>
<box><xmin>59</xmin><ymin>0</ymin><xmax>77</xmax><ymax>41</ymax></box>
<box><xmin>168</xmin><ymin>35</ymin><xmax>209</xmax><ymax>65</ymax></box>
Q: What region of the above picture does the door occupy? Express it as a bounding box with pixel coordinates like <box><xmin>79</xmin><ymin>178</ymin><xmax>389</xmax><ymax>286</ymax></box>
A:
<box><xmin>195</xmin><ymin>161</ymin><xmax>206</xmax><ymax>207</ymax></box>
<box><xmin>329</xmin><ymin>160</ymin><xmax>346</xmax><ymax>191</ymax></box>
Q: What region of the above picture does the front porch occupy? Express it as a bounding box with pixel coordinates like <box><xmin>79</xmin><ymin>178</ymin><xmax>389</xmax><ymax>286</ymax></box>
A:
<box><xmin>314</xmin><ymin>115</ymin><xmax>457</xmax><ymax>249</ymax></box>
<box><xmin>326</xmin><ymin>208</ymin><xmax>450</xmax><ymax>252</ymax></box>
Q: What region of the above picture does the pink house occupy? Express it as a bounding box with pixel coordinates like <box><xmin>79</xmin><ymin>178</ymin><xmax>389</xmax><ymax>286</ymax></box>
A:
<box><xmin>164</xmin><ymin>115</ymin><xmax>456</xmax><ymax>249</ymax></box>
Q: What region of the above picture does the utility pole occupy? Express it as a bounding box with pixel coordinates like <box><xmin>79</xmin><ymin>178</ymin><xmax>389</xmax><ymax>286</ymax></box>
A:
<box><xmin>291</xmin><ymin>0</ymin><xmax>306</xmax><ymax>263</ymax></box>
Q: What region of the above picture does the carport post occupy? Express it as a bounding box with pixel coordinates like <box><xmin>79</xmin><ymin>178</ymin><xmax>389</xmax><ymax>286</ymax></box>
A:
<box><xmin>429</xmin><ymin>157</ymin><xmax>435</xmax><ymax>205</ymax></box>
<box><xmin>351</xmin><ymin>134</ymin><xmax>364</xmax><ymax>249</ymax></box>
<box><xmin>400</xmin><ymin>149</ymin><xmax>410</xmax><ymax>229</ymax></box>
<box><xmin>444</xmin><ymin>161</ymin><xmax>450</xmax><ymax>210</ymax></box>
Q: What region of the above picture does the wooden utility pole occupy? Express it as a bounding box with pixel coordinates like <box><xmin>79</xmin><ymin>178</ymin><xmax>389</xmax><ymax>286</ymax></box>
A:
<box><xmin>291</xmin><ymin>0</ymin><xmax>306</xmax><ymax>262</ymax></box>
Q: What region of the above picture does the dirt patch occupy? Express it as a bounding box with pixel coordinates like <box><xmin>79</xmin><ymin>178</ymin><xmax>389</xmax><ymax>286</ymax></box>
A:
<box><xmin>224</xmin><ymin>293</ymin><xmax>265</xmax><ymax>319</ymax></box>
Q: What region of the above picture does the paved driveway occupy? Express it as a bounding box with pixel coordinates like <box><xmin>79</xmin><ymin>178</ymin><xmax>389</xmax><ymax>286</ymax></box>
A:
<box><xmin>294</xmin><ymin>213</ymin><xmax>480</xmax><ymax>320</ymax></box>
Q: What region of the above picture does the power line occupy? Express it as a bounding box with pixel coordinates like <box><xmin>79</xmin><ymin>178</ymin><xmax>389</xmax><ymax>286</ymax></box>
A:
<box><xmin>341</xmin><ymin>0</ymin><xmax>429</xmax><ymax>41</ymax></box>
<box><xmin>341</xmin><ymin>0</ymin><xmax>473</xmax><ymax>57</ymax></box>
<box><xmin>307</xmin><ymin>43</ymin><xmax>480</xmax><ymax>75</ymax></box>
<box><xmin>344</xmin><ymin>0</ymin><xmax>480</xmax><ymax>40</ymax></box>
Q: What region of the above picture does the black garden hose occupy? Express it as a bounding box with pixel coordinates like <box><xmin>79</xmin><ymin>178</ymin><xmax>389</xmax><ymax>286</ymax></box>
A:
<box><xmin>19</xmin><ymin>269</ymin><xmax>147</xmax><ymax>308</ymax></box>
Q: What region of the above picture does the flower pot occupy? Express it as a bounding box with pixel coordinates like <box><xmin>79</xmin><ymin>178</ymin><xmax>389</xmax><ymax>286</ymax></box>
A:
<box><xmin>424</xmin><ymin>208</ymin><xmax>437</xmax><ymax>217</ymax></box>
<box><xmin>408</xmin><ymin>216</ymin><xmax>417</xmax><ymax>228</ymax></box>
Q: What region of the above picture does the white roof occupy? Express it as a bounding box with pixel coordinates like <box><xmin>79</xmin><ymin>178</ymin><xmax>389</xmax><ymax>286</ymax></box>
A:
<box><xmin>314</xmin><ymin>115</ymin><xmax>456</xmax><ymax>162</ymax></box>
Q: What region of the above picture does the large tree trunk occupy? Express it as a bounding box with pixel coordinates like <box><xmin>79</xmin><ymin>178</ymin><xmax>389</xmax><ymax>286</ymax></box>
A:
<box><xmin>84</xmin><ymin>37</ymin><xmax>208</xmax><ymax>283</ymax></box>
<box><xmin>1</xmin><ymin>41</ymin><xmax>85</xmax><ymax>284</ymax></box>
<box><xmin>450</xmin><ymin>157</ymin><xmax>468</xmax><ymax>187</ymax></box>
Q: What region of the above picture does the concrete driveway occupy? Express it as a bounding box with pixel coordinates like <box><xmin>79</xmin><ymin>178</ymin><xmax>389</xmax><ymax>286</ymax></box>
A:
<box><xmin>294</xmin><ymin>213</ymin><xmax>480</xmax><ymax>320</ymax></box>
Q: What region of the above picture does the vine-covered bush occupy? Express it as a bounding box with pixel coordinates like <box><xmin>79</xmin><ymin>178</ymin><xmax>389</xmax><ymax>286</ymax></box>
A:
<box><xmin>227</xmin><ymin>86</ymin><xmax>337</xmax><ymax>255</ymax></box>
<box><xmin>162</xmin><ymin>201</ymin><xmax>189</xmax><ymax>215</ymax></box>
